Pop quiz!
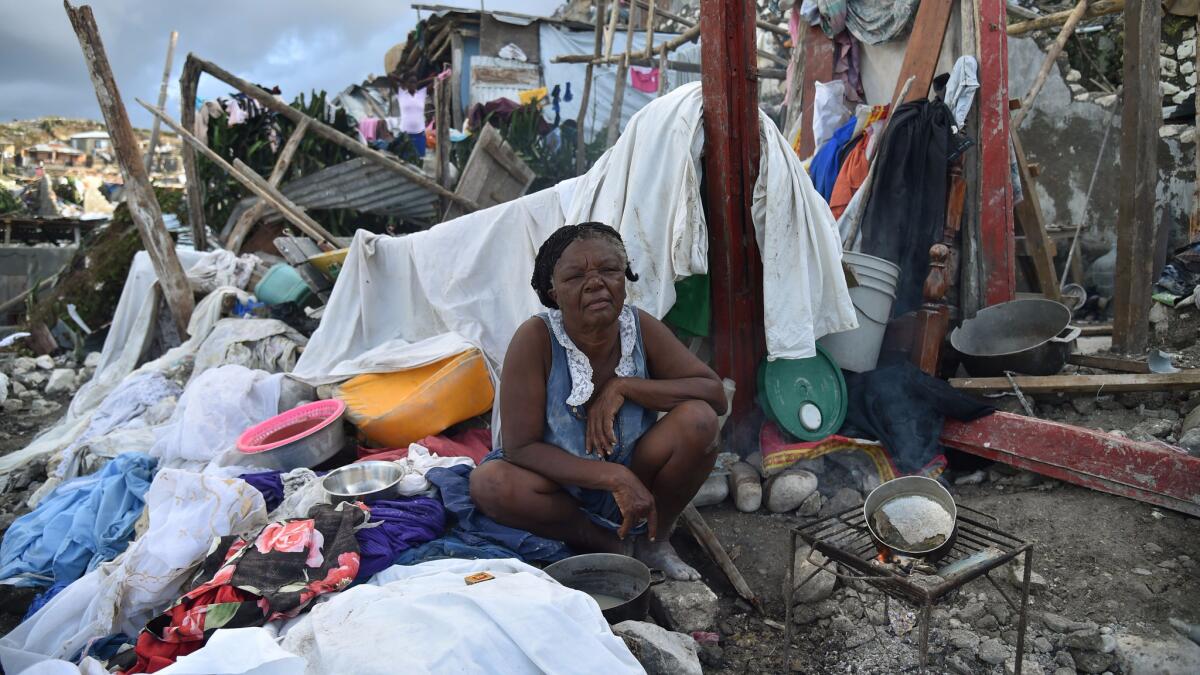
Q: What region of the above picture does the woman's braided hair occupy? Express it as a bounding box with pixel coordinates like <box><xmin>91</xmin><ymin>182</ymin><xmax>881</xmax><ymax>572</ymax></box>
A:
<box><xmin>531</xmin><ymin>222</ymin><xmax>639</xmax><ymax>309</ymax></box>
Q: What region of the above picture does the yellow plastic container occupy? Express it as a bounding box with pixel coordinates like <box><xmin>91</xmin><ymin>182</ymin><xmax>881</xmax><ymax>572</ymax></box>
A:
<box><xmin>334</xmin><ymin>349</ymin><xmax>494</xmax><ymax>448</ymax></box>
<box><xmin>308</xmin><ymin>248</ymin><xmax>349</xmax><ymax>281</ymax></box>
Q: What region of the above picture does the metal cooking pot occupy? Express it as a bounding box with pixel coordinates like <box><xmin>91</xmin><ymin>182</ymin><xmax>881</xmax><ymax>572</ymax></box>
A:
<box><xmin>544</xmin><ymin>553</ymin><xmax>665</xmax><ymax>624</ymax></box>
<box><xmin>321</xmin><ymin>461</ymin><xmax>405</xmax><ymax>504</ymax></box>
<box><xmin>863</xmin><ymin>476</ymin><xmax>958</xmax><ymax>563</ymax></box>
<box><xmin>950</xmin><ymin>298</ymin><xmax>1080</xmax><ymax>377</ymax></box>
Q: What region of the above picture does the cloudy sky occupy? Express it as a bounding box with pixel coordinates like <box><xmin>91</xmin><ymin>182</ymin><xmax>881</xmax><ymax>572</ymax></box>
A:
<box><xmin>0</xmin><ymin>0</ymin><xmax>564</xmax><ymax>128</ymax></box>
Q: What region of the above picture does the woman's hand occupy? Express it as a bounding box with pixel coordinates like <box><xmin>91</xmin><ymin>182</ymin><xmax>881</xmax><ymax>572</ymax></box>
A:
<box><xmin>586</xmin><ymin>378</ymin><xmax>626</xmax><ymax>457</ymax></box>
<box><xmin>606</xmin><ymin>465</ymin><xmax>658</xmax><ymax>541</ymax></box>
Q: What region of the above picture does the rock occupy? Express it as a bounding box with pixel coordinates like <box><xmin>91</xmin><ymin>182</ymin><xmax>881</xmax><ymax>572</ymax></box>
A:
<box><xmin>0</xmin><ymin>372</ymin><xmax>7</xmax><ymax>404</ymax></box>
<box><xmin>1</xmin><ymin>399</ymin><xmax>21</xmax><ymax>412</ymax></box>
<box><xmin>44</xmin><ymin>369</ymin><xmax>76</xmax><ymax>395</ymax></box>
<box><xmin>1162</xmin><ymin>56</ymin><xmax>1179</xmax><ymax>77</ymax></box>
<box><xmin>765</xmin><ymin>470</ymin><xmax>818</xmax><ymax>513</ymax></box>
<box><xmin>1116</xmin><ymin>632</ymin><xmax>1200</xmax><ymax>674</ymax></box>
<box><xmin>1041</xmin><ymin>612</ymin><xmax>1094</xmax><ymax>635</ymax></box>
<box><xmin>1033</xmin><ymin>636</ymin><xmax>1053</xmax><ymax>653</ymax></box>
<box><xmin>1177</xmin><ymin>428</ymin><xmax>1200</xmax><ymax>457</ymax></box>
<box><xmin>1185</xmin><ymin>60</ymin><xmax>1197</xmax><ymax>76</ymax></box>
<box><xmin>791</xmin><ymin>598</ymin><xmax>838</xmax><ymax>625</ymax></box>
<box><xmin>744</xmin><ymin>451</ymin><xmax>764</xmax><ymax>477</ymax></box>
<box><xmin>1006</xmin><ymin>655</ymin><xmax>1045</xmax><ymax>675</ymax></box>
<box><xmin>34</xmin><ymin>355</ymin><xmax>54</xmax><ymax>370</ymax></box>
<box><xmin>1052</xmin><ymin>669</ymin><xmax>1075</xmax><ymax>675</ymax></box>
<box><xmin>1163</xmin><ymin>81</ymin><xmax>1184</xmax><ymax>97</ymax></box>
<box><xmin>1072</xmin><ymin>648</ymin><xmax>1114</xmax><ymax>673</ymax></box>
<box><xmin>83</xmin><ymin>351</ymin><xmax>101</xmax><ymax>368</ymax></box>
<box><xmin>612</xmin><ymin>620</ymin><xmax>702</xmax><ymax>675</ymax></box>
<box><xmin>1132</xmin><ymin>418</ymin><xmax>1174</xmax><ymax>440</ymax></box>
<box><xmin>949</xmin><ymin>629</ymin><xmax>981</xmax><ymax>652</ymax></box>
<box><xmin>988</xmin><ymin>602</ymin><xmax>1012</xmax><ymax>626</ymax></box>
<box><xmin>976</xmin><ymin>614</ymin><xmax>1000</xmax><ymax>632</ymax></box>
<box><xmin>1007</xmin><ymin>561</ymin><xmax>1049</xmax><ymax>593</ymax></box>
<box><xmin>1131</xmin><ymin>567</ymin><xmax>1153</xmax><ymax>576</ymax></box>
<box><xmin>958</xmin><ymin>602</ymin><xmax>987</xmax><ymax>624</ymax></box>
<box><xmin>11</xmin><ymin>356</ymin><xmax>36</xmax><ymax>374</ymax></box>
<box><xmin>797</xmin><ymin>490</ymin><xmax>822</xmax><ymax>517</ymax></box>
<box><xmin>844</xmin><ymin>627</ymin><xmax>874</xmax><ymax>649</ymax></box>
<box><xmin>946</xmin><ymin>654</ymin><xmax>974</xmax><ymax>675</ymax></box>
<box><xmin>978</xmin><ymin>637</ymin><xmax>1008</xmax><ymax>664</ymax></box>
<box><xmin>650</xmin><ymin>581</ymin><xmax>719</xmax><ymax>633</ymax></box>
<box><xmin>789</xmin><ymin>546</ymin><xmax>837</xmax><ymax>604</ymax></box>
<box><xmin>691</xmin><ymin>472</ymin><xmax>729</xmax><ymax>507</ymax></box>
<box><xmin>1066</xmin><ymin>69</ymin><xmax>1082</xmax><ymax>83</ymax></box>
<box><xmin>728</xmin><ymin>462</ymin><xmax>762</xmax><ymax>513</ymax></box>
<box><xmin>1144</xmin><ymin>542</ymin><xmax>1164</xmax><ymax>554</ymax></box>
<box><xmin>830</xmin><ymin>615</ymin><xmax>855</xmax><ymax>633</ymax></box>
<box><xmin>1070</xmin><ymin>397</ymin><xmax>1097</xmax><ymax>415</ymax></box>
<box><xmin>11</xmin><ymin>379</ymin><xmax>26</xmax><ymax>396</ymax></box>
<box><xmin>817</xmin><ymin>487</ymin><xmax>862</xmax><ymax>518</ymax></box>
<box><xmin>1055</xmin><ymin>650</ymin><xmax>1075</xmax><ymax>669</ymax></box>
<box><xmin>28</xmin><ymin>399</ymin><xmax>62</xmax><ymax>417</ymax></box>
<box><xmin>696</xmin><ymin>643</ymin><xmax>723</xmax><ymax>667</ymax></box>
<box><xmin>1065</xmin><ymin>628</ymin><xmax>1106</xmax><ymax>653</ymax></box>
<box><xmin>19</xmin><ymin>372</ymin><xmax>46</xmax><ymax>389</ymax></box>
<box><xmin>954</xmin><ymin>469</ymin><xmax>987</xmax><ymax>486</ymax></box>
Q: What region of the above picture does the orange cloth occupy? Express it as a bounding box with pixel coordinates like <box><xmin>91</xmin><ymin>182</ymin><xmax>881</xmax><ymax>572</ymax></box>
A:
<box><xmin>829</xmin><ymin>133</ymin><xmax>870</xmax><ymax>219</ymax></box>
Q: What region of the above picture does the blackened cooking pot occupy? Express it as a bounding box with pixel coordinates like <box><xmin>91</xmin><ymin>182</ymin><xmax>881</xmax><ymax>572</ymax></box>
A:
<box><xmin>544</xmin><ymin>553</ymin><xmax>665</xmax><ymax>624</ymax></box>
<box><xmin>950</xmin><ymin>298</ymin><xmax>1080</xmax><ymax>377</ymax></box>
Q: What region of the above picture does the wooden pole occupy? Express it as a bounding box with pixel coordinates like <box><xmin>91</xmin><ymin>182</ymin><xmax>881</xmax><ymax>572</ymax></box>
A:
<box><xmin>136</xmin><ymin>98</ymin><xmax>340</xmax><ymax>247</ymax></box>
<box><xmin>435</xmin><ymin>77</ymin><xmax>450</xmax><ymax>192</ymax></box>
<box><xmin>603</xmin><ymin>0</ymin><xmax>620</xmax><ymax>59</ymax></box>
<box><xmin>605</xmin><ymin>11</ymin><xmax>636</xmax><ymax>148</ymax></box>
<box><xmin>680</xmin><ymin>505</ymin><xmax>761</xmax><ymax>610</ymax></box>
<box><xmin>554</xmin><ymin>24</ymin><xmax>701</xmax><ymax>64</ymax></box>
<box><xmin>64</xmin><ymin>2</ymin><xmax>193</xmax><ymax>335</ymax></box>
<box><xmin>225</xmin><ymin>117</ymin><xmax>310</xmax><ymax>253</ymax></box>
<box><xmin>978</xmin><ymin>0</ymin><xmax>1016</xmax><ymax>306</ymax></box>
<box><xmin>144</xmin><ymin>30</ymin><xmax>178</xmax><ymax>176</ymax></box>
<box><xmin>179</xmin><ymin>56</ymin><xmax>207</xmax><ymax>251</ymax></box>
<box><xmin>782</xmin><ymin>18</ymin><xmax>808</xmax><ymax>142</ymax></box>
<box><xmin>576</xmin><ymin>0</ymin><xmax>604</xmax><ymax>175</ymax></box>
<box><xmin>1113</xmin><ymin>0</ymin><xmax>1161</xmax><ymax>354</ymax></box>
<box><xmin>643</xmin><ymin>0</ymin><xmax>656</xmax><ymax>59</ymax></box>
<box><xmin>1012</xmin><ymin>0</ymin><xmax>1089</xmax><ymax>129</ymax></box>
<box><xmin>702</xmin><ymin>0</ymin><xmax>763</xmax><ymax>422</ymax></box>
<box><xmin>657</xmin><ymin>43</ymin><xmax>669</xmax><ymax>96</ymax></box>
<box><xmin>1007</xmin><ymin>0</ymin><xmax>1123</xmax><ymax>36</ymax></box>
<box><xmin>1194</xmin><ymin>14</ymin><xmax>1200</xmax><ymax>242</ymax></box>
<box><xmin>182</xmin><ymin>55</ymin><xmax>480</xmax><ymax>212</ymax></box>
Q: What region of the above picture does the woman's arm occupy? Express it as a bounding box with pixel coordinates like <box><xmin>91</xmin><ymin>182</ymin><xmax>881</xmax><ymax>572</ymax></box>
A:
<box><xmin>629</xmin><ymin>309</ymin><xmax>727</xmax><ymax>415</ymax></box>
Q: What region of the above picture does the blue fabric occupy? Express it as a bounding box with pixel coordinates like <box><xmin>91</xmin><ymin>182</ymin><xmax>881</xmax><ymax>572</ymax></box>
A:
<box><xmin>392</xmin><ymin>534</ymin><xmax>524</xmax><ymax>566</ymax></box>
<box><xmin>487</xmin><ymin>308</ymin><xmax>656</xmax><ymax>534</ymax></box>
<box><xmin>810</xmin><ymin>117</ymin><xmax>859</xmax><ymax>202</ymax></box>
<box><xmin>239</xmin><ymin>471</ymin><xmax>285</xmax><ymax>512</ymax></box>
<box><xmin>0</xmin><ymin>453</ymin><xmax>156</xmax><ymax>589</ymax></box>
<box><xmin>409</xmin><ymin>132</ymin><xmax>427</xmax><ymax>157</ymax></box>
<box><xmin>426</xmin><ymin>465</ymin><xmax>570</xmax><ymax>563</ymax></box>
<box><xmin>356</xmin><ymin>497</ymin><xmax>446</xmax><ymax>579</ymax></box>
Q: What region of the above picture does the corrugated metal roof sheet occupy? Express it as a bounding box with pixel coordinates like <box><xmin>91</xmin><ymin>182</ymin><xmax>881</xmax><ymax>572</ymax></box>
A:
<box><xmin>220</xmin><ymin>157</ymin><xmax>439</xmax><ymax>237</ymax></box>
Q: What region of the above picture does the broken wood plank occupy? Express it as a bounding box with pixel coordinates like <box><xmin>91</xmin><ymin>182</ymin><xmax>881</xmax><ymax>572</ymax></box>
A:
<box><xmin>575</xmin><ymin>0</ymin><xmax>604</xmax><ymax>175</ymax></box>
<box><xmin>136</xmin><ymin>98</ymin><xmax>340</xmax><ymax>247</ymax></box>
<box><xmin>942</xmin><ymin>411</ymin><xmax>1200</xmax><ymax>517</ymax></box>
<box><xmin>1079</xmin><ymin>324</ymin><xmax>1113</xmax><ymax>337</ymax></box>
<box><xmin>1010</xmin><ymin>130</ymin><xmax>1061</xmax><ymax>300</ymax></box>
<box><xmin>442</xmin><ymin>124</ymin><xmax>535</xmax><ymax>222</ymax></box>
<box><xmin>183</xmin><ymin>55</ymin><xmax>479</xmax><ymax>213</ymax></box>
<box><xmin>949</xmin><ymin>371</ymin><xmax>1200</xmax><ymax>394</ymax></box>
<box><xmin>680</xmin><ymin>504</ymin><xmax>761</xmax><ymax>611</ymax></box>
<box><xmin>65</xmin><ymin>2</ymin><xmax>194</xmax><ymax>335</ymax></box>
<box><xmin>894</xmin><ymin>0</ymin><xmax>956</xmax><ymax>103</ymax></box>
<box><xmin>1066</xmin><ymin>353</ymin><xmax>1150</xmax><ymax>374</ymax></box>
<box><xmin>144</xmin><ymin>30</ymin><xmax>178</xmax><ymax>176</ymax></box>
<box><xmin>1113</xmin><ymin>0</ymin><xmax>1162</xmax><ymax>354</ymax></box>
<box><xmin>978</xmin><ymin>0</ymin><xmax>1017</xmax><ymax>306</ymax></box>
<box><xmin>1012</xmin><ymin>0</ymin><xmax>1089</xmax><ymax>128</ymax></box>
<box><xmin>1007</xmin><ymin>0</ymin><xmax>1123</xmax><ymax>36</ymax></box>
<box><xmin>179</xmin><ymin>56</ymin><xmax>206</xmax><ymax>250</ymax></box>
<box><xmin>225</xmin><ymin>118</ymin><xmax>310</xmax><ymax>253</ymax></box>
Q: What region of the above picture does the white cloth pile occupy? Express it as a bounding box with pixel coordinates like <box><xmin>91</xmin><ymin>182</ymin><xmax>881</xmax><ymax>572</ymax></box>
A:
<box><xmin>294</xmin><ymin>82</ymin><xmax>855</xmax><ymax>386</ymax></box>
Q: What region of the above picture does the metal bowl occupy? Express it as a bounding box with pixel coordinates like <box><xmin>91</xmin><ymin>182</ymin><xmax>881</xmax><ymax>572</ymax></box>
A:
<box><xmin>321</xmin><ymin>461</ymin><xmax>405</xmax><ymax>504</ymax></box>
<box><xmin>863</xmin><ymin>476</ymin><xmax>958</xmax><ymax>561</ymax></box>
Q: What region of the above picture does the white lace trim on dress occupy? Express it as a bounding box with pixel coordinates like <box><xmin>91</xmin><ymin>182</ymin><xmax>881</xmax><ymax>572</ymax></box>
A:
<box><xmin>547</xmin><ymin>305</ymin><xmax>637</xmax><ymax>406</ymax></box>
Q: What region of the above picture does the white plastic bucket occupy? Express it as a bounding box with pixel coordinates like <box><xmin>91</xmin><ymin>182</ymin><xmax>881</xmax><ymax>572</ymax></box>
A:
<box><xmin>819</xmin><ymin>252</ymin><xmax>899</xmax><ymax>373</ymax></box>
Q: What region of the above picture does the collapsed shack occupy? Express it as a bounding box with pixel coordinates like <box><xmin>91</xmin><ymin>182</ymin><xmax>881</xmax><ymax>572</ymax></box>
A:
<box><xmin>0</xmin><ymin>1</ymin><xmax>1199</xmax><ymax>674</ymax></box>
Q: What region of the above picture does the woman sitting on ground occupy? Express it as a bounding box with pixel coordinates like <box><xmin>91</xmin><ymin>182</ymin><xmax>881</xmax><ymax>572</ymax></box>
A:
<box><xmin>470</xmin><ymin>223</ymin><xmax>727</xmax><ymax>580</ymax></box>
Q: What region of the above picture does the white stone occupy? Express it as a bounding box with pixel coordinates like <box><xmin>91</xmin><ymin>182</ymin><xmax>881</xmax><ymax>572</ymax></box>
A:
<box><xmin>1162</xmin><ymin>57</ymin><xmax>1178</xmax><ymax>77</ymax></box>
<box><xmin>84</xmin><ymin>351</ymin><xmax>101</xmax><ymax>368</ymax></box>
<box><xmin>44</xmin><ymin>369</ymin><xmax>75</xmax><ymax>395</ymax></box>
<box><xmin>11</xmin><ymin>356</ymin><xmax>36</xmax><ymax>374</ymax></box>
<box><xmin>1069</xmin><ymin>83</ymin><xmax>1088</xmax><ymax>96</ymax></box>
<box><xmin>1162</xmin><ymin>44</ymin><xmax>1177</xmax><ymax>57</ymax></box>
<box><xmin>34</xmin><ymin>355</ymin><xmax>54</xmax><ymax>370</ymax></box>
<box><xmin>649</xmin><ymin>581</ymin><xmax>719</xmax><ymax>633</ymax></box>
<box><xmin>0</xmin><ymin>372</ymin><xmax>7</xmax><ymax>404</ymax></box>
<box><xmin>1182</xmin><ymin>128</ymin><xmax>1197</xmax><ymax>145</ymax></box>
<box><xmin>728</xmin><ymin>462</ymin><xmax>762</xmax><ymax>513</ymax></box>
<box><xmin>28</xmin><ymin>399</ymin><xmax>61</xmax><ymax>416</ymax></box>
<box><xmin>1161</xmin><ymin>125</ymin><xmax>1184</xmax><ymax>139</ymax></box>
<box><xmin>2</xmin><ymin>399</ymin><xmax>22</xmax><ymax>413</ymax></box>
<box><xmin>691</xmin><ymin>472</ymin><xmax>729</xmax><ymax>507</ymax></box>
<box><xmin>1184</xmin><ymin>60</ymin><xmax>1196</xmax><ymax>75</ymax></box>
<box><xmin>612</xmin><ymin>621</ymin><xmax>702</xmax><ymax>675</ymax></box>
<box><xmin>1066</xmin><ymin>69</ymin><xmax>1083</xmax><ymax>83</ymax></box>
<box><xmin>1095</xmin><ymin>94</ymin><xmax>1118</xmax><ymax>107</ymax></box>
<box><xmin>1162</xmin><ymin>81</ymin><xmax>1182</xmax><ymax>96</ymax></box>
<box><xmin>19</xmin><ymin>372</ymin><xmax>46</xmax><ymax>388</ymax></box>
<box><xmin>1180</xmin><ymin>39</ymin><xmax>1197</xmax><ymax>61</ymax></box>
<box><xmin>1187</xmin><ymin>73</ymin><xmax>1197</xmax><ymax>87</ymax></box>
<box><xmin>1187</xmin><ymin>27</ymin><xmax>1198</xmax><ymax>40</ymax></box>
<box><xmin>791</xmin><ymin>546</ymin><xmax>837</xmax><ymax>604</ymax></box>
<box><xmin>1173</xmin><ymin>90</ymin><xmax>1195</xmax><ymax>106</ymax></box>
<box><xmin>1006</xmin><ymin>656</ymin><xmax>1046</xmax><ymax>675</ymax></box>
<box><xmin>765</xmin><ymin>470</ymin><xmax>818</xmax><ymax>513</ymax></box>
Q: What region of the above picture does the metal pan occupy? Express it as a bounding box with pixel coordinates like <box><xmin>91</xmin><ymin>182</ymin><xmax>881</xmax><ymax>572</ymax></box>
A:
<box><xmin>544</xmin><ymin>553</ymin><xmax>665</xmax><ymax>624</ymax></box>
<box><xmin>863</xmin><ymin>476</ymin><xmax>958</xmax><ymax>563</ymax></box>
<box><xmin>950</xmin><ymin>298</ymin><xmax>1079</xmax><ymax>377</ymax></box>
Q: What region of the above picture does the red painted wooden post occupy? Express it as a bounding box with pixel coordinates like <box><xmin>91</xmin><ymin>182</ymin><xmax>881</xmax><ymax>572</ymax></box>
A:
<box><xmin>977</xmin><ymin>0</ymin><xmax>1016</xmax><ymax>305</ymax></box>
<box><xmin>701</xmin><ymin>0</ymin><xmax>764</xmax><ymax>421</ymax></box>
<box><xmin>942</xmin><ymin>412</ymin><xmax>1200</xmax><ymax>517</ymax></box>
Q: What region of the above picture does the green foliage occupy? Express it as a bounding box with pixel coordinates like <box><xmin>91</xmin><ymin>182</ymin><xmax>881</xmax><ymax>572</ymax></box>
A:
<box><xmin>53</xmin><ymin>178</ymin><xmax>82</xmax><ymax>206</ymax></box>
<box><xmin>197</xmin><ymin>90</ymin><xmax>359</xmax><ymax>236</ymax></box>
<box><xmin>0</xmin><ymin>187</ymin><xmax>21</xmax><ymax>215</ymax></box>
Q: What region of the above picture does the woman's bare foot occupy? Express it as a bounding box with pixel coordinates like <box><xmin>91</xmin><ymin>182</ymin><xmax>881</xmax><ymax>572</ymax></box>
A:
<box><xmin>632</xmin><ymin>536</ymin><xmax>701</xmax><ymax>581</ymax></box>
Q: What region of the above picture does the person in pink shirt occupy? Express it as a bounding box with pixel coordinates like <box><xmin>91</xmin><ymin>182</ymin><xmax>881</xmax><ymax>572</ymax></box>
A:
<box><xmin>396</xmin><ymin>74</ymin><xmax>429</xmax><ymax>158</ymax></box>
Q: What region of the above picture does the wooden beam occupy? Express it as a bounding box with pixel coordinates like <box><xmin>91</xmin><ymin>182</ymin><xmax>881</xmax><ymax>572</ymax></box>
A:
<box><xmin>894</xmin><ymin>0</ymin><xmax>956</xmax><ymax>103</ymax></box>
<box><xmin>1012</xmin><ymin>0</ymin><xmax>1089</xmax><ymax>129</ymax></box>
<box><xmin>680</xmin><ymin>505</ymin><xmax>760</xmax><ymax>610</ymax></box>
<box><xmin>702</xmin><ymin>0</ymin><xmax>764</xmax><ymax>422</ymax></box>
<box><xmin>979</xmin><ymin>0</ymin><xmax>1016</xmax><ymax>306</ymax></box>
<box><xmin>144</xmin><ymin>30</ymin><xmax>177</xmax><ymax>176</ymax></box>
<box><xmin>435</xmin><ymin>77</ymin><xmax>451</xmax><ymax>193</ymax></box>
<box><xmin>949</xmin><ymin>371</ymin><xmax>1200</xmax><ymax>394</ymax></box>
<box><xmin>1113</xmin><ymin>0</ymin><xmax>1161</xmax><ymax>353</ymax></box>
<box><xmin>179</xmin><ymin>55</ymin><xmax>206</xmax><ymax>251</ymax></box>
<box><xmin>1010</xmin><ymin>130</ymin><xmax>1061</xmax><ymax>300</ymax></box>
<box><xmin>942</xmin><ymin>411</ymin><xmax>1200</xmax><ymax>517</ymax></box>
<box><xmin>225</xmin><ymin>118</ymin><xmax>309</xmax><ymax>253</ymax></box>
<box><xmin>603</xmin><ymin>0</ymin><xmax>620</xmax><ymax>59</ymax></box>
<box><xmin>65</xmin><ymin>2</ymin><xmax>193</xmax><ymax>335</ymax></box>
<box><xmin>137</xmin><ymin>98</ymin><xmax>339</xmax><ymax>247</ymax></box>
<box><xmin>796</xmin><ymin>24</ymin><xmax>834</xmax><ymax>158</ymax></box>
<box><xmin>605</xmin><ymin>11</ymin><xmax>636</xmax><ymax>149</ymax></box>
<box><xmin>182</xmin><ymin>54</ymin><xmax>480</xmax><ymax>212</ymax></box>
<box><xmin>575</xmin><ymin>0</ymin><xmax>604</xmax><ymax>175</ymax></box>
<box><xmin>1066</xmin><ymin>353</ymin><xmax>1150</xmax><ymax>374</ymax></box>
<box><xmin>1079</xmin><ymin>323</ymin><xmax>1113</xmax><ymax>336</ymax></box>
<box><xmin>782</xmin><ymin>18</ymin><xmax>807</xmax><ymax>142</ymax></box>
<box><xmin>1007</xmin><ymin>0</ymin><xmax>1123</xmax><ymax>36</ymax></box>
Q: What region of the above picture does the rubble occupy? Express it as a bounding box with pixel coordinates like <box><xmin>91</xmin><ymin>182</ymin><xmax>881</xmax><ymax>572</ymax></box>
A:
<box><xmin>649</xmin><ymin>580</ymin><xmax>719</xmax><ymax>633</ymax></box>
<box><xmin>43</xmin><ymin>369</ymin><xmax>75</xmax><ymax>395</ymax></box>
<box><xmin>763</xmin><ymin>470</ymin><xmax>817</xmax><ymax>513</ymax></box>
<box><xmin>789</xmin><ymin>545</ymin><xmax>836</xmax><ymax>604</ymax></box>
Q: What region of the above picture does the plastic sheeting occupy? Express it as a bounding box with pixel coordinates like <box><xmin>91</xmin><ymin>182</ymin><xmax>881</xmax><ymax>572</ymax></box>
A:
<box><xmin>192</xmin><ymin>319</ymin><xmax>307</xmax><ymax>378</ymax></box>
<box><xmin>0</xmin><ymin>470</ymin><xmax>268</xmax><ymax>673</ymax></box>
<box><xmin>276</xmin><ymin>559</ymin><xmax>641</xmax><ymax>674</ymax></box>
<box><xmin>294</xmin><ymin>83</ymin><xmax>855</xmax><ymax>389</ymax></box>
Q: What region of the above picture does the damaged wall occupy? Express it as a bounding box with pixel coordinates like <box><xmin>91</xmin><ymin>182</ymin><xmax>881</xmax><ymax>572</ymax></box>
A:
<box><xmin>1010</xmin><ymin>34</ymin><xmax>1197</xmax><ymax>294</ymax></box>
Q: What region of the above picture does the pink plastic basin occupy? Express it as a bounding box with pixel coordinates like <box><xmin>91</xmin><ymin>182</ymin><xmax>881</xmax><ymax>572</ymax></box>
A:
<box><xmin>236</xmin><ymin>399</ymin><xmax>347</xmax><ymax>471</ymax></box>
